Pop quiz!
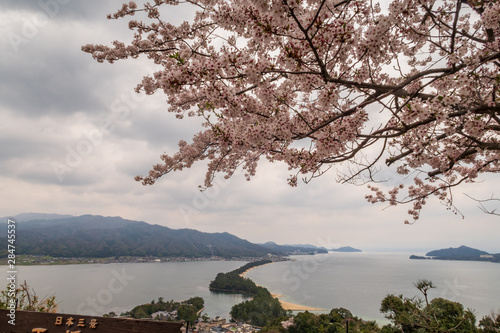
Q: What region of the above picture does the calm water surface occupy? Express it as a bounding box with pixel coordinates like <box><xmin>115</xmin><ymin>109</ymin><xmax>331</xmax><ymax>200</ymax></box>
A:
<box><xmin>4</xmin><ymin>252</ymin><xmax>500</xmax><ymax>323</ymax></box>
<box><xmin>3</xmin><ymin>261</ymin><xmax>250</xmax><ymax>319</ymax></box>
<box><xmin>246</xmin><ymin>252</ymin><xmax>500</xmax><ymax>322</ymax></box>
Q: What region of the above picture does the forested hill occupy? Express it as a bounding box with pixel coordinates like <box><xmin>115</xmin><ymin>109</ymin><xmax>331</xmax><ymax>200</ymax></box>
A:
<box><xmin>426</xmin><ymin>245</ymin><xmax>489</xmax><ymax>257</ymax></box>
<box><xmin>410</xmin><ymin>245</ymin><xmax>500</xmax><ymax>263</ymax></box>
<box><xmin>1</xmin><ymin>215</ymin><xmax>279</xmax><ymax>258</ymax></box>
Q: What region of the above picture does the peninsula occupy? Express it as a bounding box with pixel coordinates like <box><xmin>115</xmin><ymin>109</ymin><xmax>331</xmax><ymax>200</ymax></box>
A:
<box><xmin>210</xmin><ymin>260</ymin><xmax>324</xmax><ymax>312</ymax></box>
<box><xmin>410</xmin><ymin>245</ymin><xmax>500</xmax><ymax>263</ymax></box>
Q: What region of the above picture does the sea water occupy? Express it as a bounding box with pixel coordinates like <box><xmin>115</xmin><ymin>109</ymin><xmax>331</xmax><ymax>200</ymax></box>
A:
<box><xmin>245</xmin><ymin>252</ymin><xmax>500</xmax><ymax>322</ymax></box>
<box><xmin>3</xmin><ymin>252</ymin><xmax>499</xmax><ymax>323</ymax></box>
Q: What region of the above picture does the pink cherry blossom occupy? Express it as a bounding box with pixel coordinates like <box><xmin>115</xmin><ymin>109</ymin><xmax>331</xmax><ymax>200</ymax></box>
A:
<box><xmin>83</xmin><ymin>0</ymin><xmax>500</xmax><ymax>222</ymax></box>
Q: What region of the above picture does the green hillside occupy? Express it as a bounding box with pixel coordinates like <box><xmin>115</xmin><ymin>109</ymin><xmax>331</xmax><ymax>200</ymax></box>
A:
<box><xmin>1</xmin><ymin>215</ymin><xmax>278</xmax><ymax>259</ymax></box>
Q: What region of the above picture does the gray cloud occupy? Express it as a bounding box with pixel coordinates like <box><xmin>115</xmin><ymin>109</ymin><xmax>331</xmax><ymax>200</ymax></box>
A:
<box><xmin>0</xmin><ymin>0</ymin><xmax>498</xmax><ymax>252</ymax></box>
<box><xmin>1</xmin><ymin>0</ymin><xmax>117</xmax><ymax>22</ymax></box>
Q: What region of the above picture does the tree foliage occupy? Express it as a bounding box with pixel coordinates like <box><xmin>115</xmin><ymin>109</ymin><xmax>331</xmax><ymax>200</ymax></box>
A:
<box><xmin>177</xmin><ymin>303</ymin><xmax>198</xmax><ymax>325</ymax></box>
<box><xmin>124</xmin><ymin>297</ymin><xmax>177</xmax><ymax>318</ymax></box>
<box><xmin>209</xmin><ymin>261</ymin><xmax>286</xmax><ymax>326</ymax></box>
<box><xmin>84</xmin><ymin>0</ymin><xmax>500</xmax><ymax>221</ymax></box>
<box><xmin>210</xmin><ymin>271</ymin><xmax>265</xmax><ymax>294</ymax></box>
<box><xmin>123</xmin><ymin>296</ymin><xmax>203</xmax><ymax>320</ymax></box>
<box><xmin>209</xmin><ymin>260</ymin><xmax>273</xmax><ymax>294</ymax></box>
<box><xmin>261</xmin><ymin>307</ymin><xmax>379</xmax><ymax>332</ymax></box>
<box><xmin>413</xmin><ymin>278</ymin><xmax>436</xmax><ymax>306</ymax></box>
<box><xmin>0</xmin><ymin>280</ymin><xmax>58</xmax><ymax>313</ymax></box>
<box><xmin>380</xmin><ymin>281</ymin><xmax>479</xmax><ymax>332</ymax></box>
<box><xmin>479</xmin><ymin>312</ymin><xmax>500</xmax><ymax>332</ymax></box>
<box><xmin>187</xmin><ymin>296</ymin><xmax>205</xmax><ymax>312</ymax></box>
<box><xmin>230</xmin><ymin>288</ymin><xmax>287</xmax><ymax>327</ymax></box>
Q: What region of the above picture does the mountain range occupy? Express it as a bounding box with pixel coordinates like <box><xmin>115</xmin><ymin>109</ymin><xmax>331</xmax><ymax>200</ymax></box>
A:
<box><xmin>1</xmin><ymin>214</ymin><xmax>341</xmax><ymax>259</ymax></box>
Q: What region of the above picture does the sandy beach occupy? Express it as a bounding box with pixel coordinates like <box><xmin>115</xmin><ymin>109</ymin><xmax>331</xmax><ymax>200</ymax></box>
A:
<box><xmin>239</xmin><ymin>264</ymin><xmax>325</xmax><ymax>312</ymax></box>
<box><xmin>270</xmin><ymin>292</ymin><xmax>325</xmax><ymax>311</ymax></box>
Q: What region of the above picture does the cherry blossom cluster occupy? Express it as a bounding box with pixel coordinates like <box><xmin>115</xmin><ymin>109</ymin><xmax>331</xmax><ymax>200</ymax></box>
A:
<box><xmin>83</xmin><ymin>0</ymin><xmax>500</xmax><ymax>221</ymax></box>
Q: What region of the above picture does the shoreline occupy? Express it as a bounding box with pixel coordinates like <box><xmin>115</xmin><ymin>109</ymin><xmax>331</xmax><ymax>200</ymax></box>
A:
<box><xmin>0</xmin><ymin>255</ymin><xmax>273</xmax><ymax>266</ymax></box>
<box><xmin>238</xmin><ymin>262</ymin><xmax>274</xmax><ymax>276</ymax></box>
<box><xmin>271</xmin><ymin>291</ymin><xmax>326</xmax><ymax>311</ymax></box>
<box><xmin>239</xmin><ymin>262</ymin><xmax>325</xmax><ymax>312</ymax></box>
<box><xmin>5</xmin><ymin>256</ymin><xmax>327</xmax><ymax>312</ymax></box>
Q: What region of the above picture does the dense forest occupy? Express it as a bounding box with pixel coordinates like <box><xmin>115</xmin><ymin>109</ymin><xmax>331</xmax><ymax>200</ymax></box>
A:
<box><xmin>209</xmin><ymin>260</ymin><xmax>272</xmax><ymax>294</ymax></box>
<box><xmin>231</xmin><ymin>288</ymin><xmax>288</xmax><ymax>327</ymax></box>
<box><xmin>209</xmin><ymin>260</ymin><xmax>288</xmax><ymax>326</ymax></box>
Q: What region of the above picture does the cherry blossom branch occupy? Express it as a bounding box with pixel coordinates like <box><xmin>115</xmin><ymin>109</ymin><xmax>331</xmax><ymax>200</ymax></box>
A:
<box><xmin>464</xmin><ymin>193</ymin><xmax>500</xmax><ymax>216</ymax></box>
<box><xmin>84</xmin><ymin>0</ymin><xmax>500</xmax><ymax>222</ymax></box>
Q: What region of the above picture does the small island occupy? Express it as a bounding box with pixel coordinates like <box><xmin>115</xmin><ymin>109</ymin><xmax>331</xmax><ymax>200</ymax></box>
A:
<box><xmin>410</xmin><ymin>245</ymin><xmax>500</xmax><ymax>263</ymax></box>
<box><xmin>330</xmin><ymin>246</ymin><xmax>362</xmax><ymax>252</ymax></box>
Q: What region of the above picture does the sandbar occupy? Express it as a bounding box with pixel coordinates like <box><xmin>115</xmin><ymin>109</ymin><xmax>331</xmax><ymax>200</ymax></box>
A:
<box><xmin>270</xmin><ymin>292</ymin><xmax>325</xmax><ymax>311</ymax></box>
<box><xmin>239</xmin><ymin>265</ymin><xmax>325</xmax><ymax>312</ymax></box>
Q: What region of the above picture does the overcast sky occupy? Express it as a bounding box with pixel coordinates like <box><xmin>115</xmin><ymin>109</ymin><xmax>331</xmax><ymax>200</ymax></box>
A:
<box><xmin>1</xmin><ymin>0</ymin><xmax>499</xmax><ymax>253</ymax></box>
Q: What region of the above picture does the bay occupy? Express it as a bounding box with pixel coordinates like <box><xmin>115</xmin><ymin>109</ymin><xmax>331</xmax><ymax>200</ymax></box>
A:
<box><xmin>3</xmin><ymin>252</ymin><xmax>500</xmax><ymax>324</ymax></box>
<box><xmin>245</xmin><ymin>252</ymin><xmax>500</xmax><ymax>322</ymax></box>
<box><xmin>2</xmin><ymin>261</ymin><xmax>251</xmax><ymax>319</ymax></box>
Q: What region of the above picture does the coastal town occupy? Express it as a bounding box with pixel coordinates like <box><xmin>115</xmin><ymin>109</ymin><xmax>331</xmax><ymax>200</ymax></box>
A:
<box><xmin>112</xmin><ymin>307</ymin><xmax>264</xmax><ymax>333</ymax></box>
<box><xmin>194</xmin><ymin>320</ymin><xmax>261</xmax><ymax>333</ymax></box>
<box><xmin>2</xmin><ymin>254</ymin><xmax>290</xmax><ymax>266</ymax></box>
<box><xmin>154</xmin><ymin>313</ymin><xmax>263</xmax><ymax>333</ymax></box>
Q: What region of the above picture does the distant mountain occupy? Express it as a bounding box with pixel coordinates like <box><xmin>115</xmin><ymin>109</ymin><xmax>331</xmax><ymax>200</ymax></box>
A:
<box><xmin>426</xmin><ymin>245</ymin><xmax>489</xmax><ymax>257</ymax></box>
<box><xmin>286</xmin><ymin>244</ymin><xmax>327</xmax><ymax>250</ymax></box>
<box><xmin>1</xmin><ymin>213</ymin><xmax>74</xmax><ymax>223</ymax></box>
<box><xmin>331</xmin><ymin>246</ymin><xmax>362</xmax><ymax>252</ymax></box>
<box><xmin>410</xmin><ymin>245</ymin><xmax>499</xmax><ymax>263</ymax></box>
<box><xmin>0</xmin><ymin>215</ymin><xmax>279</xmax><ymax>259</ymax></box>
<box><xmin>260</xmin><ymin>242</ymin><xmax>328</xmax><ymax>255</ymax></box>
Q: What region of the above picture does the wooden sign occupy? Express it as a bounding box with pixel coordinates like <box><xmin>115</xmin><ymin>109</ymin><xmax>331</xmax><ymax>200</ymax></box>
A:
<box><xmin>0</xmin><ymin>309</ymin><xmax>183</xmax><ymax>333</ymax></box>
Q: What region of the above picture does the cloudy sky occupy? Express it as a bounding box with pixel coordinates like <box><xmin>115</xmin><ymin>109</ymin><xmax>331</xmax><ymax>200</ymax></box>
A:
<box><xmin>1</xmin><ymin>0</ymin><xmax>499</xmax><ymax>253</ymax></box>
